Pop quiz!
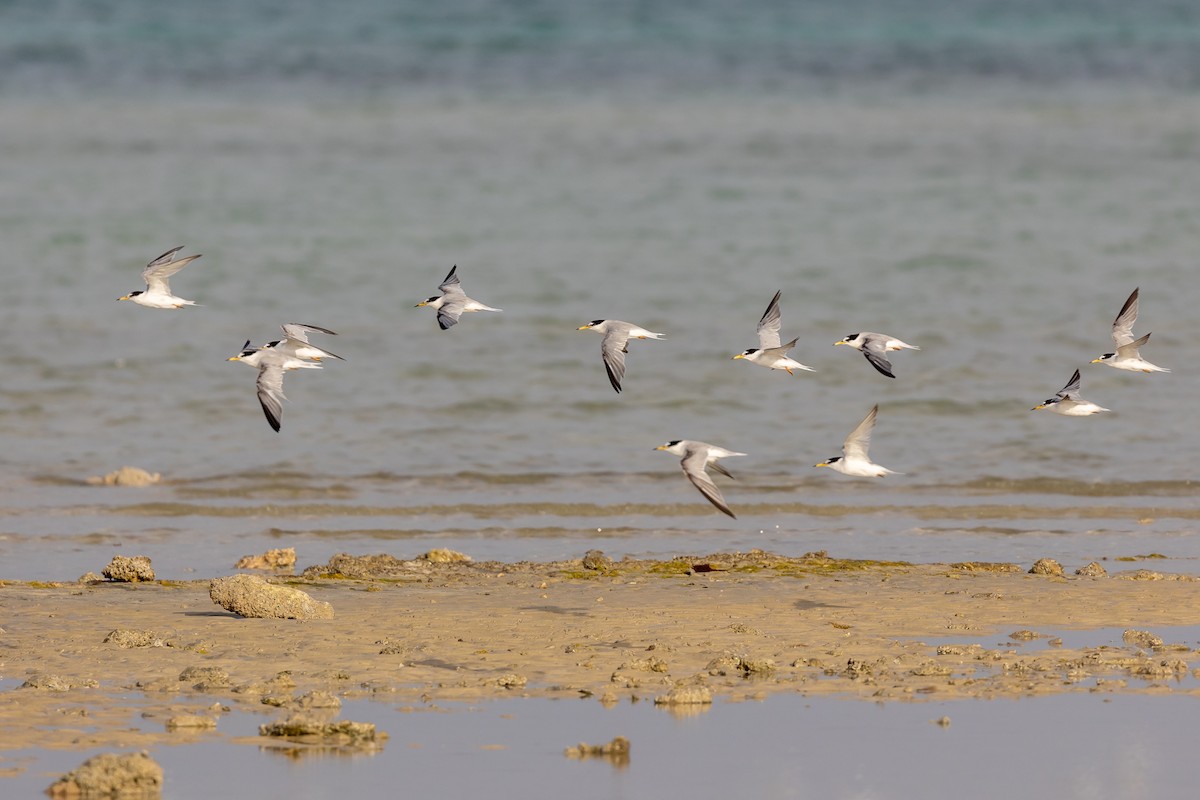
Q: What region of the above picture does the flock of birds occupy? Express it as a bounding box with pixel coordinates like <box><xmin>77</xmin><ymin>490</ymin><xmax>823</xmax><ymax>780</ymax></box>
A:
<box><xmin>118</xmin><ymin>249</ymin><xmax>1169</xmax><ymax>519</ymax></box>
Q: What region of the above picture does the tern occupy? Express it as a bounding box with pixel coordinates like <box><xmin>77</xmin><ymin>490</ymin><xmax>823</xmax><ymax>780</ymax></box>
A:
<box><xmin>1032</xmin><ymin>369</ymin><xmax>1109</xmax><ymax>416</ymax></box>
<box><xmin>227</xmin><ymin>339</ymin><xmax>325</xmax><ymax>432</ymax></box>
<box><xmin>117</xmin><ymin>246</ymin><xmax>202</xmax><ymax>309</ymax></box>
<box><xmin>834</xmin><ymin>332</ymin><xmax>919</xmax><ymax>379</ymax></box>
<box><xmin>266</xmin><ymin>323</ymin><xmax>344</xmax><ymax>363</ymax></box>
<box><xmin>732</xmin><ymin>290</ymin><xmax>815</xmax><ymax>375</ymax></box>
<box><xmin>577</xmin><ymin>320</ymin><xmax>665</xmax><ymax>393</ymax></box>
<box><xmin>654</xmin><ymin>440</ymin><xmax>746</xmax><ymax>518</ymax></box>
<box><xmin>1091</xmin><ymin>288</ymin><xmax>1169</xmax><ymax>373</ymax></box>
<box><xmin>814</xmin><ymin>405</ymin><xmax>901</xmax><ymax>477</ymax></box>
<box><xmin>415</xmin><ymin>265</ymin><xmax>501</xmax><ymax>330</ymax></box>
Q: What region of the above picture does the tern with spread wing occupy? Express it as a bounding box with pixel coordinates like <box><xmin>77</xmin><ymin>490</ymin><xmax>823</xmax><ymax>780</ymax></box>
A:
<box><xmin>655</xmin><ymin>440</ymin><xmax>746</xmax><ymax>518</ymax></box>
<box><xmin>118</xmin><ymin>246</ymin><xmax>202</xmax><ymax>309</ymax></box>
<box><xmin>1032</xmin><ymin>369</ymin><xmax>1109</xmax><ymax>416</ymax></box>
<box><xmin>1091</xmin><ymin>288</ymin><xmax>1168</xmax><ymax>373</ymax></box>
<box><xmin>732</xmin><ymin>290</ymin><xmax>815</xmax><ymax>374</ymax></box>
<box><xmin>267</xmin><ymin>323</ymin><xmax>344</xmax><ymax>363</ymax></box>
<box><xmin>814</xmin><ymin>405</ymin><xmax>901</xmax><ymax>477</ymax></box>
<box><xmin>415</xmin><ymin>265</ymin><xmax>501</xmax><ymax>330</ymax></box>
<box><xmin>834</xmin><ymin>332</ymin><xmax>919</xmax><ymax>379</ymax></box>
<box><xmin>577</xmin><ymin>320</ymin><xmax>665</xmax><ymax>393</ymax></box>
<box><xmin>227</xmin><ymin>328</ymin><xmax>337</xmax><ymax>432</ymax></box>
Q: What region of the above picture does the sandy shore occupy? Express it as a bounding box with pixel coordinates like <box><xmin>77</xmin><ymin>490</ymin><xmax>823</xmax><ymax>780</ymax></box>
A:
<box><xmin>2</xmin><ymin>550</ymin><xmax>1199</xmax><ymax>752</ymax></box>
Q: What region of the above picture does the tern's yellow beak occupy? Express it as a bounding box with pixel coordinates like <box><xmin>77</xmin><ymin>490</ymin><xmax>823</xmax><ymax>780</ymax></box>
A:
<box><xmin>814</xmin><ymin>461</ymin><xmax>829</xmax><ymax>468</ymax></box>
<box><xmin>226</xmin><ymin>355</ymin><xmax>241</xmax><ymax>362</ymax></box>
<box><xmin>1031</xmin><ymin>404</ymin><xmax>1045</xmax><ymax>411</ymax></box>
<box><xmin>834</xmin><ymin>340</ymin><xmax>848</xmax><ymax>346</ymax></box>
<box><xmin>117</xmin><ymin>295</ymin><xmax>130</xmax><ymax>301</ymax></box>
<box><xmin>732</xmin><ymin>353</ymin><xmax>745</xmax><ymax>360</ymax></box>
<box><xmin>577</xmin><ymin>325</ymin><xmax>591</xmax><ymax>331</ymax></box>
<box><xmin>654</xmin><ymin>445</ymin><xmax>668</xmax><ymax>451</ymax></box>
<box><xmin>1089</xmin><ymin>358</ymin><xmax>1103</xmax><ymax>363</ymax></box>
<box><xmin>414</xmin><ymin>301</ymin><xmax>427</xmax><ymax>308</ymax></box>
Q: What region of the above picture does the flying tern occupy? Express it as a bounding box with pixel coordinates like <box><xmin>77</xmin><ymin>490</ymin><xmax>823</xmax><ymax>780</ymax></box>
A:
<box><xmin>577</xmin><ymin>320</ymin><xmax>665</xmax><ymax>393</ymax></box>
<box><xmin>814</xmin><ymin>405</ymin><xmax>901</xmax><ymax>477</ymax></box>
<box><xmin>117</xmin><ymin>246</ymin><xmax>202</xmax><ymax>309</ymax></box>
<box><xmin>732</xmin><ymin>290</ymin><xmax>815</xmax><ymax>375</ymax></box>
<box><xmin>415</xmin><ymin>265</ymin><xmax>501</xmax><ymax>330</ymax></box>
<box><xmin>1091</xmin><ymin>288</ymin><xmax>1168</xmax><ymax>373</ymax></box>
<box><xmin>655</xmin><ymin>440</ymin><xmax>746</xmax><ymax>518</ymax></box>
<box><xmin>834</xmin><ymin>332</ymin><xmax>919</xmax><ymax>379</ymax></box>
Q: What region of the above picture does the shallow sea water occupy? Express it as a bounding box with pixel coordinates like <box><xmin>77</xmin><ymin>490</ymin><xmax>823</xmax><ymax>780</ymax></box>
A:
<box><xmin>2</xmin><ymin>0</ymin><xmax>1199</xmax><ymax>794</ymax></box>
<box><xmin>4</xmin><ymin>693</ymin><xmax>1200</xmax><ymax>800</ymax></box>
<box><xmin>2</xmin><ymin>91</ymin><xmax>1199</xmax><ymax>580</ymax></box>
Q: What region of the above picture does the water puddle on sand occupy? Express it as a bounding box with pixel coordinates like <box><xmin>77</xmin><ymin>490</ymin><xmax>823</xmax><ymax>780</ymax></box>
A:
<box><xmin>910</xmin><ymin>622</ymin><xmax>1200</xmax><ymax>652</ymax></box>
<box><xmin>3</xmin><ymin>693</ymin><xmax>1197</xmax><ymax>799</ymax></box>
<box><xmin>902</xmin><ymin>623</ymin><xmax>1200</xmax><ymax>692</ymax></box>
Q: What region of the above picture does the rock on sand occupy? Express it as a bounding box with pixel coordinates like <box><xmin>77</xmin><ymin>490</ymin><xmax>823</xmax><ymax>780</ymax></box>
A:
<box><xmin>1029</xmin><ymin>558</ymin><xmax>1064</xmax><ymax>577</ymax></box>
<box><xmin>234</xmin><ymin>547</ymin><xmax>297</xmax><ymax>570</ymax></box>
<box><xmin>46</xmin><ymin>751</ymin><xmax>163</xmax><ymax>798</ymax></box>
<box><xmin>102</xmin><ymin>555</ymin><xmax>156</xmax><ymax>582</ymax></box>
<box><xmin>209</xmin><ymin>574</ymin><xmax>334</xmax><ymax>620</ymax></box>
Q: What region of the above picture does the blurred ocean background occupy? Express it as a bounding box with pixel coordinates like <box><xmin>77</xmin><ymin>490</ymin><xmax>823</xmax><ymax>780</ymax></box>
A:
<box><xmin>2</xmin><ymin>0</ymin><xmax>1199</xmax><ymax>579</ymax></box>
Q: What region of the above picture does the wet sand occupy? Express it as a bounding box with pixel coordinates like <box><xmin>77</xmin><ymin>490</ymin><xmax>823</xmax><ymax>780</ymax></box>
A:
<box><xmin>2</xmin><ymin>551</ymin><xmax>1199</xmax><ymax>753</ymax></box>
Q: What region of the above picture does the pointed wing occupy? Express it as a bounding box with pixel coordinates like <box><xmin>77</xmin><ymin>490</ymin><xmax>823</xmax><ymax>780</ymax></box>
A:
<box><xmin>437</xmin><ymin>296</ymin><xmax>466</xmax><ymax>330</ymax></box>
<box><xmin>756</xmin><ymin>290</ymin><xmax>783</xmax><ymax>349</ymax></box>
<box><xmin>142</xmin><ymin>247</ymin><xmax>200</xmax><ymax>292</ymax></box>
<box><xmin>1057</xmin><ymin>369</ymin><xmax>1083</xmax><ymax>399</ymax></box>
<box><xmin>681</xmin><ymin>449</ymin><xmax>736</xmax><ymax>518</ymax></box>
<box><xmin>761</xmin><ymin>338</ymin><xmax>798</xmax><ymax>360</ymax></box>
<box><xmin>1111</xmin><ymin>288</ymin><xmax>1139</xmax><ymax>347</ymax></box>
<box><xmin>861</xmin><ymin>339</ymin><xmax>895</xmax><ymax>378</ymax></box>
<box><xmin>1115</xmin><ymin>331</ymin><xmax>1150</xmax><ymax>359</ymax></box>
<box><xmin>843</xmin><ymin>405</ymin><xmax>878</xmax><ymax>461</ymax></box>
<box><xmin>600</xmin><ymin>328</ymin><xmax>631</xmax><ymax>393</ymax></box>
<box><xmin>280</xmin><ymin>323</ymin><xmax>338</xmax><ymax>343</ymax></box>
<box><xmin>709</xmin><ymin>459</ymin><xmax>735</xmax><ymax>480</ymax></box>
<box><xmin>145</xmin><ymin>246</ymin><xmax>183</xmax><ymax>269</ymax></box>
<box><xmin>255</xmin><ymin>362</ymin><xmax>287</xmax><ymax>432</ymax></box>
<box><xmin>439</xmin><ymin>265</ymin><xmax>464</xmax><ymax>295</ymax></box>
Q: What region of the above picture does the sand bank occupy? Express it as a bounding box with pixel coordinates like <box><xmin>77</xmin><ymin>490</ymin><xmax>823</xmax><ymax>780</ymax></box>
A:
<box><xmin>2</xmin><ymin>551</ymin><xmax>1198</xmax><ymax>752</ymax></box>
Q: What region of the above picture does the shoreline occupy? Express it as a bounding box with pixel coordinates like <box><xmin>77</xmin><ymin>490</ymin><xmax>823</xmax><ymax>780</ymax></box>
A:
<box><xmin>2</xmin><ymin>550</ymin><xmax>1199</xmax><ymax>753</ymax></box>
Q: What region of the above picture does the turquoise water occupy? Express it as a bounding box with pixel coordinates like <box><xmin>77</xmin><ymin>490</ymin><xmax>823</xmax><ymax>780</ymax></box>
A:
<box><xmin>5</xmin><ymin>0</ymin><xmax>1200</xmax><ymax>95</ymax></box>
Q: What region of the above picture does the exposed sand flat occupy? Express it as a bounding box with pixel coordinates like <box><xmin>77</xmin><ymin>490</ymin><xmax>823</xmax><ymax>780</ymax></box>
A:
<box><xmin>1</xmin><ymin>551</ymin><xmax>1198</xmax><ymax>751</ymax></box>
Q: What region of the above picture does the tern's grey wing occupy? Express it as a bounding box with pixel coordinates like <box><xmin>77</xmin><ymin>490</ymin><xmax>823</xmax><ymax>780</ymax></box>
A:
<box><xmin>761</xmin><ymin>339</ymin><xmax>798</xmax><ymax>359</ymax></box>
<box><xmin>1116</xmin><ymin>332</ymin><xmax>1151</xmax><ymax>358</ymax></box>
<box><xmin>437</xmin><ymin>296</ymin><xmax>467</xmax><ymax>330</ymax></box>
<box><xmin>842</xmin><ymin>405</ymin><xmax>878</xmax><ymax>461</ymax></box>
<box><xmin>255</xmin><ymin>362</ymin><xmax>286</xmax><ymax>432</ymax></box>
<box><xmin>756</xmin><ymin>290</ymin><xmax>783</xmax><ymax>349</ymax></box>
<box><xmin>439</xmin><ymin>265</ymin><xmax>464</xmax><ymax>295</ymax></box>
<box><xmin>709</xmin><ymin>460</ymin><xmax>735</xmax><ymax>480</ymax></box>
<box><xmin>281</xmin><ymin>323</ymin><xmax>338</xmax><ymax>342</ymax></box>
<box><xmin>142</xmin><ymin>247</ymin><xmax>199</xmax><ymax>285</ymax></box>
<box><xmin>145</xmin><ymin>246</ymin><xmax>183</xmax><ymax>270</ymax></box>
<box><xmin>861</xmin><ymin>339</ymin><xmax>895</xmax><ymax>378</ymax></box>
<box><xmin>1057</xmin><ymin>369</ymin><xmax>1083</xmax><ymax>398</ymax></box>
<box><xmin>1112</xmin><ymin>288</ymin><xmax>1139</xmax><ymax>347</ymax></box>
<box><xmin>290</xmin><ymin>340</ymin><xmax>344</xmax><ymax>360</ymax></box>
<box><xmin>681</xmin><ymin>449</ymin><xmax>736</xmax><ymax>518</ymax></box>
<box><xmin>600</xmin><ymin>328</ymin><xmax>631</xmax><ymax>393</ymax></box>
